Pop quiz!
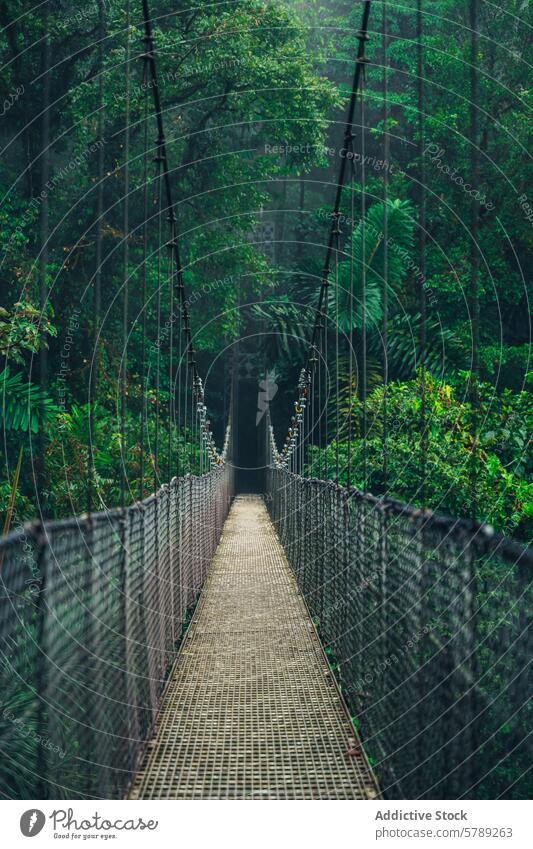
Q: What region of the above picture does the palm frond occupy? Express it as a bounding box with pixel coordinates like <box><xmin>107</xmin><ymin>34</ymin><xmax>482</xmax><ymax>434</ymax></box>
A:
<box><xmin>0</xmin><ymin>368</ymin><xmax>58</xmax><ymax>433</ymax></box>
<box><xmin>331</xmin><ymin>199</ymin><xmax>416</xmax><ymax>332</ymax></box>
<box><xmin>250</xmin><ymin>300</ymin><xmax>315</xmax><ymax>359</ymax></box>
<box><xmin>372</xmin><ymin>313</ymin><xmax>459</xmax><ymax>379</ymax></box>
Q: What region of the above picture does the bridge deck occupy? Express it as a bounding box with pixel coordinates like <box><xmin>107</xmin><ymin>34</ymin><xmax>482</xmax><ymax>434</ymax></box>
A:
<box><xmin>129</xmin><ymin>495</ymin><xmax>379</xmax><ymax>799</ymax></box>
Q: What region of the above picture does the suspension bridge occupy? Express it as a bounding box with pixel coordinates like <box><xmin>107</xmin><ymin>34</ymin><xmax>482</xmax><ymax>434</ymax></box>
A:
<box><xmin>0</xmin><ymin>0</ymin><xmax>531</xmax><ymax>801</ymax></box>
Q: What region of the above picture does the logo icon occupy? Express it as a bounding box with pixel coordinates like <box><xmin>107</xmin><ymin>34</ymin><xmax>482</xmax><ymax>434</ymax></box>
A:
<box><xmin>20</xmin><ymin>810</ymin><xmax>45</xmax><ymax>837</ymax></box>
<box><xmin>256</xmin><ymin>370</ymin><xmax>278</xmax><ymax>425</ymax></box>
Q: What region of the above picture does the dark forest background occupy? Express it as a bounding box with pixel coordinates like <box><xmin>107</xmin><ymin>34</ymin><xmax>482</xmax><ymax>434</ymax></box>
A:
<box><xmin>0</xmin><ymin>0</ymin><xmax>531</xmax><ymax>540</ymax></box>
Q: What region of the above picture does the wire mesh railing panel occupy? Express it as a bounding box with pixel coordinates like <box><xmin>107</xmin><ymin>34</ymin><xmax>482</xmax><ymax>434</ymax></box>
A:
<box><xmin>266</xmin><ymin>467</ymin><xmax>532</xmax><ymax>800</ymax></box>
<box><xmin>91</xmin><ymin>513</ymin><xmax>130</xmax><ymax>798</ymax></box>
<box><xmin>0</xmin><ymin>466</ymin><xmax>233</xmax><ymax>799</ymax></box>
<box><xmin>0</xmin><ymin>529</ymin><xmax>41</xmax><ymax>798</ymax></box>
<box><xmin>40</xmin><ymin>519</ymin><xmax>110</xmax><ymax>797</ymax></box>
<box><xmin>141</xmin><ymin>497</ymin><xmax>162</xmax><ymax>722</ymax></box>
<box><xmin>124</xmin><ymin>503</ymin><xmax>151</xmax><ymax>764</ymax></box>
<box><xmin>182</xmin><ymin>479</ymin><xmax>194</xmax><ymax>609</ymax></box>
<box><xmin>472</xmin><ymin>547</ymin><xmax>532</xmax><ymax>800</ymax></box>
<box><xmin>168</xmin><ymin>482</ymin><xmax>182</xmax><ymax>643</ymax></box>
<box><xmin>157</xmin><ymin>486</ymin><xmax>173</xmax><ymax>661</ymax></box>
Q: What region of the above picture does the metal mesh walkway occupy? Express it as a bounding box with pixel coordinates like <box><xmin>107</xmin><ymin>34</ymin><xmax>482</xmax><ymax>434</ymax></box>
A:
<box><xmin>129</xmin><ymin>495</ymin><xmax>379</xmax><ymax>799</ymax></box>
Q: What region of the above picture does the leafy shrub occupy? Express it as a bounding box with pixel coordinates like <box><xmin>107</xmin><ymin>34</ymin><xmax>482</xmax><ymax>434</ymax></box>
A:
<box><xmin>309</xmin><ymin>372</ymin><xmax>532</xmax><ymax>540</ymax></box>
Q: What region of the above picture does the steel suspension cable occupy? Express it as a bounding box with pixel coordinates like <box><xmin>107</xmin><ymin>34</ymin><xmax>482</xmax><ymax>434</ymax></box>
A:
<box><xmin>167</xmin><ymin>231</ymin><xmax>174</xmax><ymax>482</ymax></box>
<box><xmin>310</xmin><ymin>342</ymin><xmax>317</xmax><ymax>477</ymax></box>
<box><xmin>141</xmin><ymin>0</ymin><xmax>196</xmax><ymax>399</ymax></box>
<box><xmin>317</xmin><ymin>331</ymin><xmax>322</xmax><ymax>478</ymax></box>
<box><xmin>323</xmin><ymin>298</ymin><xmax>329</xmax><ymax>477</ymax></box>
<box><xmin>417</xmin><ymin>0</ymin><xmax>428</xmax><ymax>503</ymax></box>
<box><xmin>307</xmin><ymin>365</ymin><xmax>311</xmax><ymax>474</ymax></box>
<box><xmin>382</xmin><ymin>0</ymin><xmax>389</xmax><ymax>492</ymax></box>
<box><xmin>360</xmin><ymin>60</ymin><xmax>368</xmax><ymax>492</ymax></box>
<box><xmin>185</xmin><ymin>341</ymin><xmax>190</xmax><ymax>474</ymax></box>
<box><xmin>177</xmin><ymin>271</ymin><xmax>182</xmax><ymax>478</ymax></box>
<box><xmin>347</xmin><ymin>148</ymin><xmax>356</xmax><ymax>488</ymax></box>
<box><xmin>38</xmin><ymin>2</ymin><xmax>50</xmax><ymax>517</ymax></box>
<box><xmin>272</xmin><ymin>1</ymin><xmax>372</xmax><ymax>471</ymax></box>
<box><xmin>190</xmin><ymin>353</ymin><xmax>196</xmax><ymax>474</ymax></box>
<box><xmin>307</xmin><ymin>2</ymin><xmax>372</xmax><ymax>363</ymax></box>
<box><xmin>89</xmin><ymin>0</ymin><xmax>107</xmax><ymax>513</ymax></box>
<box><xmin>139</xmin><ymin>62</ymin><xmax>149</xmax><ymax>501</ymax></box>
<box><xmin>154</xmin><ymin>162</ymin><xmax>162</xmax><ymax>490</ymax></box>
<box><xmin>299</xmin><ymin>393</ymin><xmax>303</xmax><ymax>475</ymax></box>
<box><xmin>469</xmin><ymin>0</ymin><xmax>480</xmax><ymax>519</ymax></box>
<box><xmin>121</xmin><ymin>0</ymin><xmax>131</xmax><ymax>510</ymax></box>
<box><xmin>140</xmin><ymin>0</ymin><xmax>224</xmax><ymax>471</ymax></box>
<box><xmin>334</xmin><ymin>216</ymin><xmax>341</xmax><ymax>482</ymax></box>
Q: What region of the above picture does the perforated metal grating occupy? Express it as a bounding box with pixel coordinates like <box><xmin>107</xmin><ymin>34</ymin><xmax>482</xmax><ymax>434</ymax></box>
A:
<box><xmin>129</xmin><ymin>496</ymin><xmax>379</xmax><ymax>799</ymax></box>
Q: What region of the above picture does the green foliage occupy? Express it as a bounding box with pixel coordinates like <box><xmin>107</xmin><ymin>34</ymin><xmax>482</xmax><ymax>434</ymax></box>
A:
<box><xmin>0</xmin><ymin>0</ymin><xmax>529</xmax><ymax>804</ymax></box>
<box><xmin>0</xmin><ymin>0</ymin><xmax>530</xmax><ymax>546</ymax></box>
<box><xmin>333</xmin><ymin>199</ymin><xmax>415</xmax><ymax>331</ymax></box>
<box><xmin>0</xmin><ymin>301</ymin><xmax>56</xmax><ymax>365</ymax></box>
<box><xmin>309</xmin><ymin>372</ymin><xmax>532</xmax><ymax>541</ymax></box>
<box><xmin>0</xmin><ymin>368</ymin><xmax>58</xmax><ymax>433</ymax></box>
<box><xmin>0</xmin><ymin>0</ymin><xmax>338</xmax><ymax>519</ymax></box>
<box><xmin>44</xmin><ymin>403</ymin><xmax>200</xmax><ymax>516</ymax></box>
<box><xmin>0</xmin><ymin>478</ymin><xmax>33</xmax><ymax>526</ymax></box>
<box><xmin>0</xmin><ymin>650</ymin><xmax>42</xmax><ymax>799</ymax></box>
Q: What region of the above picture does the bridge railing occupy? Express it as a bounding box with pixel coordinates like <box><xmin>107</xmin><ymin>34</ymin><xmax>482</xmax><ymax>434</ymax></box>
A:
<box><xmin>267</xmin><ymin>467</ymin><xmax>532</xmax><ymax>800</ymax></box>
<box><xmin>0</xmin><ymin>464</ymin><xmax>234</xmax><ymax>799</ymax></box>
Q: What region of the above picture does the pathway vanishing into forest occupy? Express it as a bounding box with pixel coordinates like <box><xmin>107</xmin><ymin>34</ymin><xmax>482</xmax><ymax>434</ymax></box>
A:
<box><xmin>129</xmin><ymin>496</ymin><xmax>379</xmax><ymax>800</ymax></box>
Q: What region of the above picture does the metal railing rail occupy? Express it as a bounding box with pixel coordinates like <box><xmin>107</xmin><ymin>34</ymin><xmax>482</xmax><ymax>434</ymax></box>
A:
<box><xmin>266</xmin><ymin>465</ymin><xmax>532</xmax><ymax>800</ymax></box>
<box><xmin>0</xmin><ymin>463</ymin><xmax>234</xmax><ymax>799</ymax></box>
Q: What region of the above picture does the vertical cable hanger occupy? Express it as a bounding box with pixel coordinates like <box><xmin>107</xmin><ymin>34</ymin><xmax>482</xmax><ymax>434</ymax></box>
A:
<box><xmin>305</xmin><ymin>366</ymin><xmax>311</xmax><ymax>475</ymax></box>
<box><xmin>175</xmin><ymin>212</ymin><xmax>185</xmax><ymax>478</ymax></box>
<box><xmin>38</xmin><ymin>0</ymin><xmax>51</xmax><ymax>517</ymax></box>
<box><xmin>417</xmin><ymin>0</ymin><xmax>428</xmax><ymax>504</ymax></box>
<box><xmin>89</xmin><ymin>0</ymin><xmax>107</xmax><ymax>514</ymax></box>
<box><xmin>303</xmin><ymin>370</ymin><xmax>309</xmax><ymax>475</ymax></box>
<box><xmin>469</xmin><ymin>0</ymin><xmax>480</xmax><ymax>519</ymax></box>
<box><xmin>382</xmin><ymin>0</ymin><xmax>389</xmax><ymax>493</ymax></box>
<box><xmin>154</xmin><ymin>162</ymin><xmax>162</xmax><ymax>491</ymax></box>
<box><xmin>120</xmin><ymin>0</ymin><xmax>131</xmax><ymax>511</ymax></box>
<box><xmin>275</xmin><ymin>2</ymin><xmax>372</xmax><ymax>475</ymax></box>
<box><xmin>139</xmin><ymin>60</ymin><xmax>150</xmax><ymax>501</ymax></box>
<box><xmin>360</xmin><ymin>52</ymin><xmax>368</xmax><ymax>492</ymax></box>
<box><xmin>314</xmin><ymin>319</ymin><xmax>320</xmax><ymax>477</ymax></box>
<box><xmin>199</xmin><ymin>370</ymin><xmax>205</xmax><ymax>474</ymax></box>
<box><xmin>333</xmin><ymin>211</ymin><xmax>341</xmax><ymax>483</ymax></box>
<box><xmin>167</xmin><ymin>227</ymin><xmax>174</xmax><ymax>483</ymax></box>
<box><xmin>296</xmin><ymin>376</ymin><xmax>300</xmax><ymax>475</ymax></box>
<box><xmin>308</xmin><ymin>2</ymin><xmax>372</xmax><ymax>362</ymax></box>
<box><xmin>199</xmin><ymin>376</ymin><xmax>202</xmax><ymax>476</ymax></box>
<box><xmin>140</xmin><ymin>0</ymin><xmax>224</xmax><ymax>476</ymax></box>
<box><xmin>323</xmin><ymin>296</ymin><xmax>329</xmax><ymax>478</ymax></box>
<box><xmin>185</xmin><ymin>333</ymin><xmax>190</xmax><ymax>474</ymax></box>
<box><xmin>176</xmin><ymin>269</ymin><xmax>183</xmax><ymax>478</ymax></box>
<box><xmin>310</xmin><ymin>342</ymin><xmax>318</xmax><ymax>478</ymax></box>
<box><xmin>297</xmin><ymin>367</ymin><xmax>308</xmax><ymax>476</ymax></box>
<box><xmin>191</xmin><ymin>350</ymin><xmax>197</xmax><ymax>474</ymax></box>
<box><xmin>317</xmin><ymin>328</ymin><xmax>323</xmax><ymax>479</ymax></box>
<box><xmin>347</xmin><ymin>151</ymin><xmax>356</xmax><ymax>489</ymax></box>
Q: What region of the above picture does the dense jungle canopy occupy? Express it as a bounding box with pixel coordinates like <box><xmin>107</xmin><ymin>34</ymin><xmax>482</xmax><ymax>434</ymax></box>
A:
<box><xmin>0</xmin><ymin>0</ymin><xmax>531</xmax><ymax>541</ymax></box>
